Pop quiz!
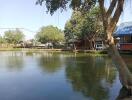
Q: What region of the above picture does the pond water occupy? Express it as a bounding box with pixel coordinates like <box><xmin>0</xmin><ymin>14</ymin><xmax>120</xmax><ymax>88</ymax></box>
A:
<box><xmin>0</xmin><ymin>51</ymin><xmax>131</xmax><ymax>100</ymax></box>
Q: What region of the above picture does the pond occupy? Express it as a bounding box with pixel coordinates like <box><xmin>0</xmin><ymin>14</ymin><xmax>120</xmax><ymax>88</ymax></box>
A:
<box><xmin>0</xmin><ymin>51</ymin><xmax>131</xmax><ymax>100</ymax></box>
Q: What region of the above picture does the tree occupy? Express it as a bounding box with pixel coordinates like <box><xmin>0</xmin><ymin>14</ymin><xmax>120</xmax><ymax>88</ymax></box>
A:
<box><xmin>0</xmin><ymin>35</ymin><xmax>5</xmax><ymax>44</ymax></box>
<box><xmin>36</xmin><ymin>25</ymin><xmax>64</xmax><ymax>47</ymax></box>
<box><xmin>98</xmin><ymin>0</ymin><xmax>132</xmax><ymax>92</ymax></box>
<box><xmin>64</xmin><ymin>6</ymin><xmax>103</xmax><ymax>49</ymax></box>
<box><xmin>4</xmin><ymin>29</ymin><xmax>25</xmax><ymax>44</ymax></box>
<box><xmin>36</xmin><ymin>0</ymin><xmax>132</xmax><ymax>91</ymax></box>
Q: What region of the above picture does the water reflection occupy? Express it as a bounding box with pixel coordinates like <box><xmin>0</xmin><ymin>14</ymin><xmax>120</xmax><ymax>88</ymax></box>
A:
<box><xmin>38</xmin><ymin>52</ymin><xmax>63</xmax><ymax>73</ymax></box>
<box><xmin>0</xmin><ymin>52</ymin><xmax>131</xmax><ymax>100</ymax></box>
<box><xmin>122</xmin><ymin>55</ymin><xmax>132</xmax><ymax>72</ymax></box>
<box><xmin>116</xmin><ymin>55</ymin><xmax>132</xmax><ymax>100</ymax></box>
<box><xmin>4</xmin><ymin>52</ymin><xmax>24</xmax><ymax>71</ymax></box>
<box><xmin>65</xmin><ymin>55</ymin><xmax>117</xmax><ymax>100</ymax></box>
<box><xmin>25</xmin><ymin>52</ymin><xmax>34</xmax><ymax>56</ymax></box>
<box><xmin>116</xmin><ymin>87</ymin><xmax>132</xmax><ymax>100</ymax></box>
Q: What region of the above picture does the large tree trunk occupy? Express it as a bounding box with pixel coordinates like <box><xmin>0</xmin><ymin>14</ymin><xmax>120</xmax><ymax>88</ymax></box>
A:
<box><xmin>108</xmin><ymin>35</ymin><xmax>132</xmax><ymax>90</ymax></box>
<box><xmin>98</xmin><ymin>0</ymin><xmax>132</xmax><ymax>90</ymax></box>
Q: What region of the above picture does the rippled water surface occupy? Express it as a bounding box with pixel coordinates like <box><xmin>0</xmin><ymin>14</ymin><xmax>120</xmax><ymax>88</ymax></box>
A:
<box><xmin>0</xmin><ymin>51</ymin><xmax>131</xmax><ymax>100</ymax></box>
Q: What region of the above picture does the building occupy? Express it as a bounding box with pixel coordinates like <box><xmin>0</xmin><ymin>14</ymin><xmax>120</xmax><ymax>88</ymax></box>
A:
<box><xmin>67</xmin><ymin>37</ymin><xmax>105</xmax><ymax>50</ymax></box>
<box><xmin>114</xmin><ymin>22</ymin><xmax>132</xmax><ymax>51</ymax></box>
<box><xmin>95</xmin><ymin>39</ymin><xmax>105</xmax><ymax>50</ymax></box>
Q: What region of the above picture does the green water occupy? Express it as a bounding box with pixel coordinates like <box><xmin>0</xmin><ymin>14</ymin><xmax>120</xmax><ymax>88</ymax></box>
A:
<box><xmin>0</xmin><ymin>51</ymin><xmax>131</xmax><ymax>100</ymax></box>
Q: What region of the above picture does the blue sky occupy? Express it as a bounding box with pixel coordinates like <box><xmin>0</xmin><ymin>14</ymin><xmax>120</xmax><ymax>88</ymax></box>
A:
<box><xmin>0</xmin><ymin>0</ymin><xmax>132</xmax><ymax>40</ymax></box>
<box><xmin>0</xmin><ymin>0</ymin><xmax>72</xmax><ymax>39</ymax></box>
<box><xmin>118</xmin><ymin>1</ymin><xmax>132</xmax><ymax>25</ymax></box>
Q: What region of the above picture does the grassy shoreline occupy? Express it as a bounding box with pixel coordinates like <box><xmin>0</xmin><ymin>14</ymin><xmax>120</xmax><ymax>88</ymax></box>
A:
<box><xmin>0</xmin><ymin>48</ymin><xmax>107</xmax><ymax>54</ymax></box>
<box><xmin>0</xmin><ymin>48</ymin><xmax>131</xmax><ymax>55</ymax></box>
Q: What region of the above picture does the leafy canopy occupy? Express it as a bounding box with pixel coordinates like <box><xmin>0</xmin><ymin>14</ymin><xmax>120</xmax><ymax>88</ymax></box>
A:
<box><xmin>64</xmin><ymin>6</ymin><xmax>103</xmax><ymax>42</ymax></box>
<box><xmin>36</xmin><ymin>25</ymin><xmax>64</xmax><ymax>43</ymax></box>
<box><xmin>4</xmin><ymin>29</ymin><xmax>25</xmax><ymax>44</ymax></box>
<box><xmin>36</xmin><ymin>0</ymin><xmax>96</xmax><ymax>15</ymax></box>
<box><xmin>0</xmin><ymin>35</ymin><xmax>5</xmax><ymax>44</ymax></box>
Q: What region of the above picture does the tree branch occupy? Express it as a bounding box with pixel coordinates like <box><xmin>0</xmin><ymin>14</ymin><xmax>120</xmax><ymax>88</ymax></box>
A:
<box><xmin>107</xmin><ymin>0</ymin><xmax>124</xmax><ymax>34</ymax></box>
<box><xmin>98</xmin><ymin>0</ymin><xmax>107</xmax><ymax>32</ymax></box>
<box><xmin>106</xmin><ymin>0</ymin><xmax>118</xmax><ymax>19</ymax></box>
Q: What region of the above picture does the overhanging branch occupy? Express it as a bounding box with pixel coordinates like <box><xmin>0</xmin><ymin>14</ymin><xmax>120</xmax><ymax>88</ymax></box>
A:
<box><xmin>106</xmin><ymin>0</ymin><xmax>118</xmax><ymax>19</ymax></box>
<box><xmin>108</xmin><ymin>0</ymin><xmax>124</xmax><ymax>33</ymax></box>
<box><xmin>98</xmin><ymin>0</ymin><xmax>107</xmax><ymax>32</ymax></box>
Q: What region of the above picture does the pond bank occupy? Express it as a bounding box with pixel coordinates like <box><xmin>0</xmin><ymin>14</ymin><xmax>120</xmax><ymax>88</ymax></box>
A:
<box><xmin>0</xmin><ymin>48</ymin><xmax>107</xmax><ymax>54</ymax></box>
<box><xmin>0</xmin><ymin>48</ymin><xmax>131</xmax><ymax>54</ymax></box>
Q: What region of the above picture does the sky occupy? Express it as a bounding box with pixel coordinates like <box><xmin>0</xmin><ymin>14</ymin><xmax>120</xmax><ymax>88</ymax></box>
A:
<box><xmin>0</xmin><ymin>0</ymin><xmax>132</xmax><ymax>40</ymax></box>
<box><xmin>0</xmin><ymin>0</ymin><xmax>72</xmax><ymax>39</ymax></box>
<box><xmin>118</xmin><ymin>1</ymin><xmax>132</xmax><ymax>25</ymax></box>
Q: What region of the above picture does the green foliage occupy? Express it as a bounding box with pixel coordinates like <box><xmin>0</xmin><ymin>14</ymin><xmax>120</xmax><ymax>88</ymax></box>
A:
<box><xmin>36</xmin><ymin>0</ymin><xmax>96</xmax><ymax>15</ymax></box>
<box><xmin>36</xmin><ymin>25</ymin><xmax>64</xmax><ymax>44</ymax></box>
<box><xmin>64</xmin><ymin>6</ymin><xmax>103</xmax><ymax>42</ymax></box>
<box><xmin>0</xmin><ymin>35</ymin><xmax>5</xmax><ymax>44</ymax></box>
<box><xmin>81</xmin><ymin>7</ymin><xmax>103</xmax><ymax>37</ymax></box>
<box><xmin>4</xmin><ymin>29</ymin><xmax>25</xmax><ymax>44</ymax></box>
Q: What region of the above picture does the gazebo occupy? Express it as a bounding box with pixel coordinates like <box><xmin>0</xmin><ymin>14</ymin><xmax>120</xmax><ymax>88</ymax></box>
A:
<box><xmin>114</xmin><ymin>22</ymin><xmax>132</xmax><ymax>50</ymax></box>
